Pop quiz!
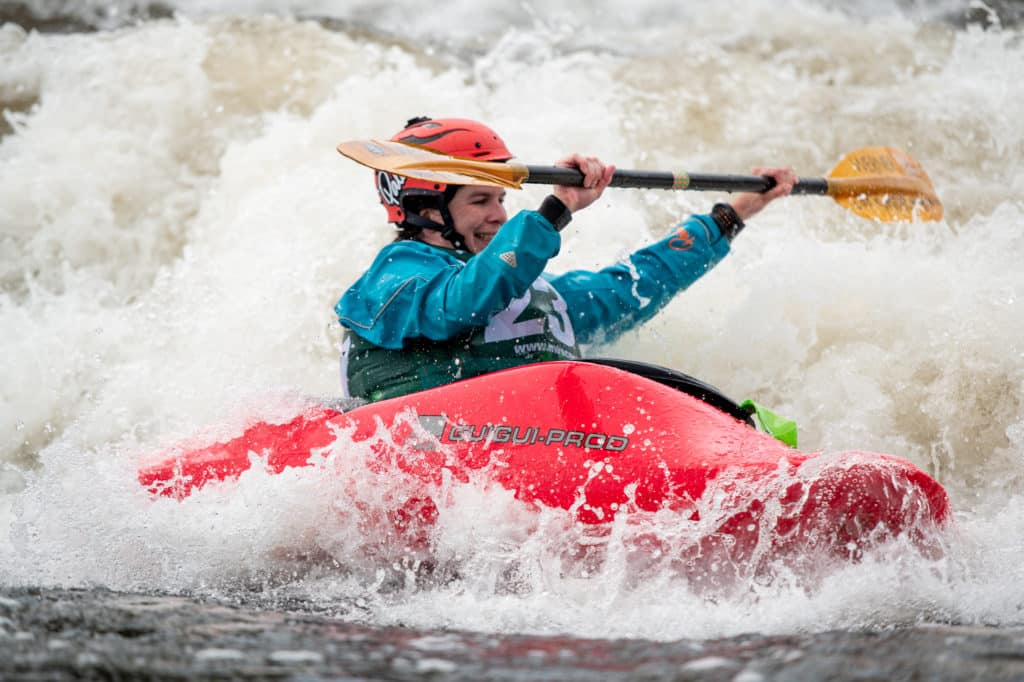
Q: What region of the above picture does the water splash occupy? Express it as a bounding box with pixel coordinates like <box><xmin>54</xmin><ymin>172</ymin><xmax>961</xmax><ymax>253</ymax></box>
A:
<box><xmin>1</xmin><ymin>1</ymin><xmax>1022</xmax><ymax>640</ymax></box>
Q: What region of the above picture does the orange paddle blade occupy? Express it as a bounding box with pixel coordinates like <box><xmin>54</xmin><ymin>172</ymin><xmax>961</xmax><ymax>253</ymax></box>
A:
<box><xmin>827</xmin><ymin>147</ymin><xmax>943</xmax><ymax>222</ymax></box>
<box><xmin>336</xmin><ymin>139</ymin><xmax>528</xmax><ymax>189</ymax></box>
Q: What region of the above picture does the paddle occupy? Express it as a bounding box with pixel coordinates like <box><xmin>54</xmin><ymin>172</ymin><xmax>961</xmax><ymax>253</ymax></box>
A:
<box><xmin>337</xmin><ymin>139</ymin><xmax>943</xmax><ymax>222</ymax></box>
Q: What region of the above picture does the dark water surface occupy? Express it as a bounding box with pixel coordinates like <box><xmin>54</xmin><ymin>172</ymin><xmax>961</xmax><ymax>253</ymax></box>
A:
<box><xmin>3</xmin><ymin>586</ymin><xmax>1024</xmax><ymax>681</ymax></box>
<box><xmin>3</xmin><ymin>0</ymin><xmax>1024</xmax><ymax>33</ymax></box>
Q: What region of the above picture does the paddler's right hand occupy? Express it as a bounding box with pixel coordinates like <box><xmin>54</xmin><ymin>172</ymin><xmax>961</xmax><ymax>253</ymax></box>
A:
<box><xmin>553</xmin><ymin>154</ymin><xmax>616</xmax><ymax>213</ymax></box>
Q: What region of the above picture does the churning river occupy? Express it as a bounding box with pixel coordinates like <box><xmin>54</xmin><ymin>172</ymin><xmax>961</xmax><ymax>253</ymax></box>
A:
<box><xmin>1</xmin><ymin>0</ymin><xmax>1023</xmax><ymax>679</ymax></box>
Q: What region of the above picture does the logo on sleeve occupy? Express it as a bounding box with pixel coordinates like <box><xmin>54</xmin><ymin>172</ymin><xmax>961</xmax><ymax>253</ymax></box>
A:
<box><xmin>668</xmin><ymin>227</ymin><xmax>694</xmax><ymax>251</ymax></box>
<box><xmin>499</xmin><ymin>251</ymin><xmax>518</xmax><ymax>268</ymax></box>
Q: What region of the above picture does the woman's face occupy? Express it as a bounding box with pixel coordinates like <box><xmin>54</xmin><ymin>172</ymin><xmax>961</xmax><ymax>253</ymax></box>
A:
<box><xmin>425</xmin><ymin>185</ymin><xmax>508</xmax><ymax>253</ymax></box>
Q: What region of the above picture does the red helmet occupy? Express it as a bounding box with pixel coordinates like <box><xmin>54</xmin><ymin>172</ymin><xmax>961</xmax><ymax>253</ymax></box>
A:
<box><xmin>375</xmin><ymin>117</ymin><xmax>514</xmax><ymax>225</ymax></box>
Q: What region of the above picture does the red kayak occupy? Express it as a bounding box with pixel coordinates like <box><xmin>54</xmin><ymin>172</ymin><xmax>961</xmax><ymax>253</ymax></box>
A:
<box><xmin>139</xmin><ymin>360</ymin><xmax>950</xmax><ymax>576</ymax></box>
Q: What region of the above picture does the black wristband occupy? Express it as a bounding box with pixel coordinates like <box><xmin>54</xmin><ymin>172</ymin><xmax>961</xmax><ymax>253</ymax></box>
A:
<box><xmin>711</xmin><ymin>203</ymin><xmax>746</xmax><ymax>242</ymax></box>
<box><xmin>538</xmin><ymin>195</ymin><xmax>572</xmax><ymax>232</ymax></box>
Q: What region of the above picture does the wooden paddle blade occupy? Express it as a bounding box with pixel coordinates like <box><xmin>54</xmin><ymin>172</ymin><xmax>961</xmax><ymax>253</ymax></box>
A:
<box><xmin>826</xmin><ymin>147</ymin><xmax>943</xmax><ymax>222</ymax></box>
<box><xmin>336</xmin><ymin>139</ymin><xmax>529</xmax><ymax>189</ymax></box>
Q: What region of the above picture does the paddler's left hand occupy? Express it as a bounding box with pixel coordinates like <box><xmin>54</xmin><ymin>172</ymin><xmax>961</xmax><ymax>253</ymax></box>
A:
<box><xmin>553</xmin><ymin>154</ymin><xmax>616</xmax><ymax>213</ymax></box>
<box><xmin>731</xmin><ymin>167</ymin><xmax>797</xmax><ymax>221</ymax></box>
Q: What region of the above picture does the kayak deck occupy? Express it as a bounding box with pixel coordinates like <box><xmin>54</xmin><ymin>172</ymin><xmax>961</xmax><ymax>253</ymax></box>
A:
<box><xmin>139</xmin><ymin>361</ymin><xmax>950</xmax><ymax>571</ymax></box>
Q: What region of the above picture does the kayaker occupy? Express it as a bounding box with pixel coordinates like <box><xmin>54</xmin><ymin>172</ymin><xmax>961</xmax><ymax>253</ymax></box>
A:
<box><xmin>336</xmin><ymin>116</ymin><xmax>796</xmax><ymax>402</ymax></box>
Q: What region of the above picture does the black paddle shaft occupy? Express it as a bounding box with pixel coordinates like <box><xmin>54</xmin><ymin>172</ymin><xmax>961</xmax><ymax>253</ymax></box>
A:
<box><xmin>524</xmin><ymin>165</ymin><xmax>828</xmax><ymax>196</ymax></box>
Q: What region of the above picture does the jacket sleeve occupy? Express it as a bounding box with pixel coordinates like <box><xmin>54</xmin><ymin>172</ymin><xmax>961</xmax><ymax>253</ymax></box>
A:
<box><xmin>548</xmin><ymin>213</ymin><xmax>731</xmax><ymax>345</ymax></box>
<box><xmin>336</xmin><ymin>210</ymin><xmax>561</xmax><ymax>349</ymax></box>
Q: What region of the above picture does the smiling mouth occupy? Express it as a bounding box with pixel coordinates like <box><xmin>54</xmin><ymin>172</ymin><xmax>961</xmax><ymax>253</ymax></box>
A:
<box><xmin>474</xmin><ymin>231</ymin><xmax>497</xmax><ymax>243</ymax></box>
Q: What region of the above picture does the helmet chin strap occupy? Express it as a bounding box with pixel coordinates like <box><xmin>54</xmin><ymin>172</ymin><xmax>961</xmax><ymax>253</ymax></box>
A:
<box><xmin>402</xmin><ymin>205</ymin><xmax>466</xmax><ymax>251</ymax></box>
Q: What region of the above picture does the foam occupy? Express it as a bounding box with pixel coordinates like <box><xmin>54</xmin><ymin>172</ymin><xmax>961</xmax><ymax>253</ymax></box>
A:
<box><xmin>2</xmin><ymin>3</ymin><xmax>1022</xmax><ymax>639</ymax></box>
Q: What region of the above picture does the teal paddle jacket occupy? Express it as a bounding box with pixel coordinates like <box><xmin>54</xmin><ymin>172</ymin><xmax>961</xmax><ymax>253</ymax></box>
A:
<box><xmin>336</xmin><ymin>207</ymin><xmax>731</xmax><ymax>401</ymax></box>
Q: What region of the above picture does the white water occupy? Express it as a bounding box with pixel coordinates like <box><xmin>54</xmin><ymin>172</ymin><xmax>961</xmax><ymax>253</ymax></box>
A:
<box><xmin>2</xmin><ymin>0</ymin><xmax>1023</xmax><ymax>641</ymax></box>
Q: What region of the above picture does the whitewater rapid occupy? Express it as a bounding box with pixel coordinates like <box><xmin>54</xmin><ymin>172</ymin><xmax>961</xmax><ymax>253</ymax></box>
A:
<box><xmin>1</xmin><ymin>0</ymin><xmax>1022</xmax><ymax>641</ymax></box>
